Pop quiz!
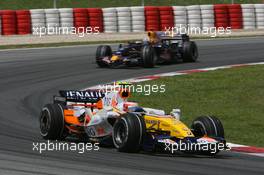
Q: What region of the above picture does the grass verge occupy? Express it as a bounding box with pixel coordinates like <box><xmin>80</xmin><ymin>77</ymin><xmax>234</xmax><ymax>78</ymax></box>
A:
<box><xmin>130</xmin><ymin>65</ymin><xmax>264</xmax><ymax>147</ymax></box>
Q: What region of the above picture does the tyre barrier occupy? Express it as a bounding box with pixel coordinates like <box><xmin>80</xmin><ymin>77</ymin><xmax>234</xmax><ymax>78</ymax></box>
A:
<box><xmin>227</xmin><ymin>4</ymin><xmax>243</xmax><ymax>29</ymax></box>
<box><xmin>16</xmin><ymin>10</ymin><xmax>31</xmax><ymax>35</ymax></box>
<box><xmin>186</xmin><ymin>5</ymin><xmax>202</xmax><ymax>28</ymax></box>
<box><xmin>214</xmin><ymin>4</ymin><xmax>229</xmax><ymax>28</ymax></box>
<box><xmin>73</xmin><ymin>8</ymin><xmax>89</xmax><ymax>33</ymax></box>
<box><xmin>200</xmin><ymin>5</ymin><xmax>215</xmax><ymax>29</ymax></box>
<box><xmin>0</xmin><ymin>16</ymin><xmax>1</xmax><ymax>35</ymax></box>
<box><xmin>241</xmin><ymin>4</ymin><xmax>255</xmax><ymax>29</ymax></box>
<box><xmin>255</xmin><ymin>4</ymin><xmax>264</xmax><ymax>29</ymax></box>
<box><xmin>187</xmin><ymin>5</ymin><xmax>202</xmax><ymax>28</ymax></box>
<box><xmin>30</xmin><ymin>9</ymin><xmax>46</xmax><ymax>34</ymax></box>
<box><xmin>45</xmin><ymin>9</ymin><xmax>60</xmax><ymax>34</ymax></box>
<box><xmin>130</xmin><ymin>6</ymin><xmax>145</xmax><ymax>32</ymax></box>
<box><xmin>159</xmin><ymin>6</ymin><xmax>174</xmax><ymax>31</ymax></box>
<box><xmin>173</xmin><ymin>6</ymin><xmax>187</xmax><ymax>28</ymax></box>
<box><xmin>116</xmin><ymin>7</ymin><xmax>132</xmax><ymax>33</ymax></box>
<box><xmin>145</xmin><ymin>6</ymin><xmax>160</xmax><ymax>31</ymax></box>
<box><xmin>102</xmin><ymin>8</ymin><xmax>118</xmax><ymax>33</ymax></box>
<box><xmin>59</xmin><ymin>8</ymin><xmax>73</xmax><ymax>32</ymax></box>
<box><xmin>0</xmin><ymin>4</ymin><xmax>264</xmax><ymax>36</ymax></box>
<box><xmin>87</xmin><ymin>8</ymin><xmax>103</xmax><ymax>33</ymax></box>
<box><xmin>0</xmin><ymin>10</ymin><xmax>17</xmax><ymax>35</ymax></box>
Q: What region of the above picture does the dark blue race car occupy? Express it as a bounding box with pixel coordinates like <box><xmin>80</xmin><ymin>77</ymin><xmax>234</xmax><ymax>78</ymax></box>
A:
<box><xmin>95</xmin><ymin>31</ymin><xmax>198</xmax><ymax>68</ymax></box>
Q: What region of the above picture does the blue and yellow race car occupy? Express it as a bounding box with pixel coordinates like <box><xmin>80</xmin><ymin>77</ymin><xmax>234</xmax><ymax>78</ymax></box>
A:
<box><xmin>40</xmin><ymin>84</ymin><xmax>227</xmax><ymax>156</ymax></box>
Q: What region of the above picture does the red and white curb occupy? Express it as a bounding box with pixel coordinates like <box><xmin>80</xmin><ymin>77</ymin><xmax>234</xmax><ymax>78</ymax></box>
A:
<box><xmin>89</xmin><ymin>62</ymin><xmax>264</xmax><ymax>89</ymax></box>
<box><xmin>227</xmin><ymin>143</ymin><xmax>264</xmax><ymax>157</ymax></box>
<box><xmin>86</xmin><ymin>62</ymin><xmax>264</xmax><ymax>157</ymax></box>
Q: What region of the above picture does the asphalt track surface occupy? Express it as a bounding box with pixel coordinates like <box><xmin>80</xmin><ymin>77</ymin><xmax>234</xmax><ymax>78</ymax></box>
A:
<box><xmin>0</xmin><ymin>37</ymin><xmax>264</xmax><ymax>175</ymax></box>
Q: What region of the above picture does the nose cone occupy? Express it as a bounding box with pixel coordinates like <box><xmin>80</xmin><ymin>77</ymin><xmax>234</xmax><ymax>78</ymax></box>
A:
<box><xmin>164</xmin><ymin>118</ymin><xmax>194</xmax><ymax>138</ymax></box>
<box><xmin>144</xmin><ymin>115</ymin><xmax>194</xmax><ymax>138</ymax></box>
<box><xmin>170</xmin><ymin>119</ymin><xmax>194</xmax><ymax>138</ymax></box>
<box><xmin>111</xmin><ymin>55</ymin><xmax>120</xmax><ymax>61</ymax></box>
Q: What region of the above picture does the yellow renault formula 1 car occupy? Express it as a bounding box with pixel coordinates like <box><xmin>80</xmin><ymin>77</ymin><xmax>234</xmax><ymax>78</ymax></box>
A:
<box><xmin>40</xmin><ymin>84</ymin><xmax>227</xmax><ymax>155</ymax></box>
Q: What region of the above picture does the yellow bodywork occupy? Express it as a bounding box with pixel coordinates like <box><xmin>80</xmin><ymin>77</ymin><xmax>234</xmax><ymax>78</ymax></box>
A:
<box><xmin>144</xmin><ymin>115</ymin><xmax>194</xmax><ymax>139</ymax></box>
<box><xmin>111</xmin><ymin>55</ymin><xmax>120</xmax><ymax>61</ymax></box>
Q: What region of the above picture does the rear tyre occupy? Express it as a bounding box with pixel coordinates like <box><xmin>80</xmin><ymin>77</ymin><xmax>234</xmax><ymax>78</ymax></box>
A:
<box><xmin>191</xmin><ymin>116</ymin><xmax>224</xmax><ymax>138</ymax></box>
<box><xmin>113</xmin><ymin>113</ymin><xmax>146</xmax><ymax>152</ymax></box>
<box><xmin>169</xmin><ymin>43</ymin><xmax>180</xmax><ymax>63</ymax></box>
<box><xmin>40</xmin><ymin>103</ymin><xmax>66</xmax><ymax>140</ymax></box>
<box><xmin>182</xmin><ymin>41</ymin><xmax>198</xmax><ymax>62</ymax></box>
<box><xmin>141</xmin><ymin>45</ymin><xmax>155</xmax><ymax>68</ymax></box>
<box><xmin>96</xmin><ymin>45</ymin><xmax>112</xmax><ymax>67</ymax></box>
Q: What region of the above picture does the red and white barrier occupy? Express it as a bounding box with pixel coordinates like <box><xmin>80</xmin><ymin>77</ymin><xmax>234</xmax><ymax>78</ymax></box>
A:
<box><xmin>16</xmin><ymin>10</ymin><xmax>31</xmax><ymax>35</ymax></box>
<box><xmin>228</xmin><ymin>143</ymin><xmax>264</xmax><ymax>157</ymax></box>
<box><xmin>116</xmin><ymin>7</ymin><xmax>132</xmax><ymax>33</ymax></box>
<box><xmin>59</xmin><ymin>8</ymin><xmax>74</xmax><ymax>30</ymax></box>
<box><xmin>255</xmin><ymin>4</ymin><xmax>264</xmax><ymax>29</ymax></box>
<box><xmin>173</xmin><ymin>6</ymin><xmax>187</xmax><ymax>28</ymax></box>
<box><xmin>201</xmin><ymin>5</ymin><xmax>215</xmax><ymax>29</ymax></box>
<box><xmin>88</xmin><ymin>8</ymin><xmax>104</xmax><ymax>33</ymax></box>
<box><xmin>131</xmin><ymin>6</ymin><xmax>145</xmax><ymax>32</ymax></box>
<box><xmin>145</xmin><ymin>6</ymin><xmax>160</xmax><ymax>31</ymax></box>
<box><xmin>241</xmin><ymin>4</ymin><xmax>256</xmax><ymax>29</ymax></box>
<box><xmin>1</xmin><ymin>10</ymin><xmax>17</xmax><ymax>35</ymax></box>
<box><xmin>45</xmin><ymin>9</ymin><xmax>60</xmax><ymax>33</ymax></box>
<box><xmin>0</xmin><ymin>15</ymin><xmax>1</xmax><ymax>35</ymax></box>
<box><xmin>159</xmin><ymin>6</ymin><xmax>174</xmax><ymax>31</ymax></box>
<box><xmin>1</xmin><ymin>4</ymin><xmax>264</xmax><ymax>36</ymax></box>
<box><xmin>73</xmin><ymin>8</ymin><xmax>89</xmax><ymax>33</ymax></box>
<box><xmin>187</xmin><ymin>5</ymin><xmax>202</xmax><ymax>28</ymax></box>
<box><xmin>30</xmin><ymin>9</ymin><xmax>46</xmax><ymax>34</ymax></box>
<box><xmin>228</xmin><ymin>4</ymin><xmax>243</xmax><ymax>29</ymax></box>
<box><xmin>102</xmin><ymin>8</ymin><xmax>118</xmax><ymax>33</ymax></box>
<box><xmin>214</xmin><ymin>4</ymin><xmax>229</xmax><ymax>28</ymax></box>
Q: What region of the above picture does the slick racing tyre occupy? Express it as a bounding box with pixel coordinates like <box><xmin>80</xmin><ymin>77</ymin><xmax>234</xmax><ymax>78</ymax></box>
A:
<box><xmin>113</xmin><ymin>113</ymin><xmax>146</xmax><ymax>153</ymax></box>
<box><xmin>191</xmin><ymin>116</ymin><xmax>225</xmax><ymax>138</ymax></box>
<box><xmin>40</xmin><ymin>103</ymin><xmax>67</xmax><ymax>140</ymax></box>
<box><xmin>141</xmin><ymin>45</ymin><xmax>155</xmax><ymax>68</ymax></box>
<box><xmin>191</xmin><ymin>116</ymin><xmax>225</xmax><ymax>155</ymax></box>
<box><xmin>182</xmin><ymin>41</ymin><xmax>198</xmax><ymax>62</ymax></box>
<box><xmin>95</xmin><ymin>45</ymin><xmax>112</xmax><ymax>67</ymax></box>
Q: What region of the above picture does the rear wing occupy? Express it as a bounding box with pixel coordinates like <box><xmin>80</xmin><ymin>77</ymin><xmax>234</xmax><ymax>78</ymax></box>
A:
<box><xmin>159</xmin><ymin>33</ymin><xmax>190</xmax><ymax>41</ymax></box>
<box><xmin>147</xmin><ymin>31</ymin><xmax>189</xmax><ymax>44</ymax></box>
<box><xmin>54</xmin><ymin>90</ymin><xmax>105</xmax><ymax>104</ymax></box>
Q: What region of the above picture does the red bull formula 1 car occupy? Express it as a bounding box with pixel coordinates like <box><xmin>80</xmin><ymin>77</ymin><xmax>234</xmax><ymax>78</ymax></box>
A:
<box><xmin>95</xmin><ymin>31</ymin><xmax>198</xmax><ymax>68</ymax></box>
<box><xmin>40</xmin><ymin>84</ymin><xmax>227</xmax><ymax>155</ymax></box>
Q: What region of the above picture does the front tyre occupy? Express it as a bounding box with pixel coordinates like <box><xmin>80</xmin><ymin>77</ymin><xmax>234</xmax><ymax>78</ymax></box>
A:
<box><xmin>95</xmin><ymin>45</ymin><xmax>112</xmax><ymax>67</ymax></box>
<box><xmin>141</xmin><ymin>45</ymin><xmax>155</xmax><ymax>68</ymax></box>
<box><xmin>40</xmin><ymin>103</ymin><xmax>66</xmax><ymax>140</ymax></box>
<box><xmin>113</xmin><ymin>113</ymin><xmax>146</xmax><ymax>153</ymax></box>
<box><xmin>191</xmin><ymin>116</ymin><xmax>225</xmax><ymax>155</ymax></box>
<box><xmin>191</xmin><ymin>116</ymin><xmax>224</xmax><ymax>138</ymax></box>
